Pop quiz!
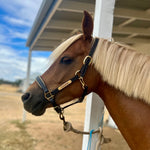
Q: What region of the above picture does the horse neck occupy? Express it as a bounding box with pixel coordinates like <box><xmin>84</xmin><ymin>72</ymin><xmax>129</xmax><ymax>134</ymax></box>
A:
<box><xmin>95</xmin><ymin>77</ymin><xmax>150</xmax><ymax>150</ymax></box>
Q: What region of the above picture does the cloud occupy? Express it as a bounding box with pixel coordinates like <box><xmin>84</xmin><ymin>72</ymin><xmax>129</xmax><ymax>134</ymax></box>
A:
<box><xmin>0</xmin><ymin>0</ymin><xmax>43</xmax><ymax>42</ymax></box>
<box><xmin>0</xmin><ymin>46</ymin><xmax>25</xmax><ymax>81</ymax></box>
<box><xmin>0</xmin><ymin>0</ymin><xmax>46</xmax><ymax>81</ymax></box>
<box><xmin>0</xmin><ymin>0</ymin><xmax>43</xmax><ymax>23</ymax></box>
<box><xmin>0</xmin><ymin>25</ymin><xmax>28</xmax><ymax>46</ymax></box>
<box><xmin>4</xmin><ymin>16</ymin><xmax>31</xmax><ymax>27</ymax></box>
<box><xmin>0</xmin><ymin>45</ymin><xmax>49</xmax><ymax>81</ymax></box>
<box><xmin>12</xmin><ymin>31</ymin><xmax>29</xmax><ymax>39</ymax></box>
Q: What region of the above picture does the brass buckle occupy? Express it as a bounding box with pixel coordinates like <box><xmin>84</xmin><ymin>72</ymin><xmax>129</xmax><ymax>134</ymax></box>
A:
<box><xmin>44</xmin><ymin>91</ymin><xmax>54</xmax><ymax>101</ymax></box>
<box><xmin>83</xmin><ymin>56</ymin><xmax>92</xmax><ymax>65</ymax></box>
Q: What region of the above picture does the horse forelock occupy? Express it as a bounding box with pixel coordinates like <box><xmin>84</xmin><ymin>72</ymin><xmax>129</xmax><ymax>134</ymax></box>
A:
<box><xmin>50</xmin><ymin>34</ymin><xmax>83</xmax><ymax>64</ymax></box>
<box><xmin>92</xmin><ymin>38</ymin><xmax>150</xmax><ymax>104</ymax></box>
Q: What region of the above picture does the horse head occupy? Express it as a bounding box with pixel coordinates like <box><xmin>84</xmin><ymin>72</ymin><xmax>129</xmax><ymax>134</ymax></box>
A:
<box><xmin>21</xmin><ymin>11</ymin><xmax>100</xmax><ymax>116</ymax></box>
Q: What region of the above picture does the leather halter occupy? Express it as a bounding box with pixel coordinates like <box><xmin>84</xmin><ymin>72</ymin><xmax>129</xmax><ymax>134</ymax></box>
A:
<box><xmin>36</xmin><ymin>38</ymin><xmax>99</xmax><ymax>114</ymax></box>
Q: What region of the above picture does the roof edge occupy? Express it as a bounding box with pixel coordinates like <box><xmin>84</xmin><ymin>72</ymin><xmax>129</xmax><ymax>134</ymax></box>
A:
<box><xmin>26</xmin><ymin>0</ymin><xmax>58</xmax><ymax>47</ymax></box>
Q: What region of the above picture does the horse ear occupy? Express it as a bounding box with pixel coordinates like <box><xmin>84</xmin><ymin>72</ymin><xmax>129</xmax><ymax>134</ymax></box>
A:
<box><xmin>82</xmin><ymin>11</ymin><xmax>93</xmax><ymax>41</ymax></box>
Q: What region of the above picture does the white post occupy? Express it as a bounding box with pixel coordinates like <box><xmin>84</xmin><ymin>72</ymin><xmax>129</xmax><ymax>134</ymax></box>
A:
<box><xmin>82</xmin><ymin>0</ymin><xmax>115</xmax><ymax>149</ymax></box>
<box><xmin>26</xmin><ymin>49</ymin><xmax>32</xmax><ymax>89</ymax></box>
<box><xmin>22</xmin><ymin>49</ymin><xmax>32</xmax><ymax>122</ymax></box>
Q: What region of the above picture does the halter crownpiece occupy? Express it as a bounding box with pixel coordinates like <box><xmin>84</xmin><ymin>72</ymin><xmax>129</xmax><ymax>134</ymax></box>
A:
<box><xmin>35</xmin><ymin>37</ymin><xmax>99</xmax><ymax>114</ymax></box>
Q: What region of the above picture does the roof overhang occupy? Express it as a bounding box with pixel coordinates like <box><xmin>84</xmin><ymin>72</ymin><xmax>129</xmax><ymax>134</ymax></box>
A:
<box><xmin>26</xmin><ymin>0</ymin><xmax>150</xmax><ymax>52</ymax></box>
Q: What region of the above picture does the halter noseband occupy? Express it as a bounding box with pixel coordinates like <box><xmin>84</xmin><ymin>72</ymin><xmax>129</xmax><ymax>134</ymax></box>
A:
<box><xmin>35</xmin><ymin>38</ymin><xmax>99</xmax><ymax>114</ymax></box>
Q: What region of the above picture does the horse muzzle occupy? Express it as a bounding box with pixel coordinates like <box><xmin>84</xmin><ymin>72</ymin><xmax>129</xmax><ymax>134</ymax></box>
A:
<box><xmin>21</xmin><ymin>91</ymin><xmax>47</xmax><ymax>116</ymax></box>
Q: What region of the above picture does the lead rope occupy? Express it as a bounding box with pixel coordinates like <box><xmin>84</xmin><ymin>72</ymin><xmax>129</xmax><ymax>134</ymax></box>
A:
<box><xmin>59</xmin><ymin>110</ymin><xmax>111</xmax><ymax>150</ymax></box>
<box><xmin>87</xmin><ymin>129</ymin><xmax>95</xmax><ymax>150</ymax></box>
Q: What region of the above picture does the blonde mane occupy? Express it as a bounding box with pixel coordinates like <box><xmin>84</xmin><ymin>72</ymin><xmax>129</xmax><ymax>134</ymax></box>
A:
<box><xmin>92</xmin><ymin>38</ymin><xmax>150</xmax><ymax>104</ymax></box>
<box><xmin>51</xmin><ymin>34</ymin><xmax>150</xmax><ymax>104</ymax></box>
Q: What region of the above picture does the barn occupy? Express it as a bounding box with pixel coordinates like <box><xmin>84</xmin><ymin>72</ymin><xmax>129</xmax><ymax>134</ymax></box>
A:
<box><xmin>25</xmin><ymin>0</ymin><xmax>150</xmax><ymax>149</ymax></box>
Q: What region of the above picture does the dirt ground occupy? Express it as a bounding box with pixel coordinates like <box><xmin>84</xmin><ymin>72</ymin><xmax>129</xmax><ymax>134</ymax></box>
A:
<box><xmin>0</xmin><ymin>84</ymin><xmax>130</xmax><ymax>150</ymax></box>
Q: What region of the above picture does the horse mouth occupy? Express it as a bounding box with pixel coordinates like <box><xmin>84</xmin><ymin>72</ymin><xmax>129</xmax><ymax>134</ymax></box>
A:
<box><xmin>31</xmin><ymin>101</ymin><xmax>46</xmax><ymax>116</ymax></box>
<box><xmin>23</xmin><ymin>100</ymin><xmax>46</xmax><ymax>116</ymax></box>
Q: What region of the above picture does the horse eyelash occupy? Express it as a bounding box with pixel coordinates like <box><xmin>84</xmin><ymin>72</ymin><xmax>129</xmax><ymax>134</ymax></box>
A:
<box><xmin>60</xmin><ymin>56</ymin><xmax>74</xmax><ymax>65</ymax></box>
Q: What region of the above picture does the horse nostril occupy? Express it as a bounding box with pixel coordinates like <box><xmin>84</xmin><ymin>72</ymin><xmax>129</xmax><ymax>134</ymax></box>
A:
<box><xmin>21</xmin><ymin>93</ymin><xmax>32</xmax><ymax>102</ymax></box>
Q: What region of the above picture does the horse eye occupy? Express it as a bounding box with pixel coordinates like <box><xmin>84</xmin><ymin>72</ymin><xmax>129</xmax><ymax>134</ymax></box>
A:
<box><xmin>60</xmin><ymin>56</ymin><xmax>73</xmax><ymax>65</ymax></box>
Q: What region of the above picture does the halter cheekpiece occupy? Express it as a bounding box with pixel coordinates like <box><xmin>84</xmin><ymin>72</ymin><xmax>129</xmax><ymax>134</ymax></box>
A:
<box><xmin>35</xmin><ymin>37</ymin><xmax>99</xmax><ymax>115</ymax></box>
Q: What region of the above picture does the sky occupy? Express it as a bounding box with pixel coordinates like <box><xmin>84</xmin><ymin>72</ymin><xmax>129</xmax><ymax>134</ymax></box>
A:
<box><xmin>0</xmin><ymin>0</ymin><xmax>51</xmax><ymax>81</ymax></box>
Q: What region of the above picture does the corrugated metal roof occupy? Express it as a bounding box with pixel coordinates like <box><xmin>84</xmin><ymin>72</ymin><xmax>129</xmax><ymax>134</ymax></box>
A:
<box><xmin>26</xmin><ymin>0</ymin><xmax>150</xmax><ymax>52</ymax></box>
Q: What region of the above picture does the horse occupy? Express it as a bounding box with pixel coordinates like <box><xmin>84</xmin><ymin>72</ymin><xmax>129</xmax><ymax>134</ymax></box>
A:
<box><xmin>22</xmin><ymin>11</ymin><xmax>150</xmax><ymax>150</ymax></box>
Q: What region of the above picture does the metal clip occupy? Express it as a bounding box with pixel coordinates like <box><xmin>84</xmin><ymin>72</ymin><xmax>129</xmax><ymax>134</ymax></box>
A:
<box><xmin>59</xmin><ymin>108</ymin><xmax>66</xmax><ymax>124</ymax></box>
<box><xmin>79</xmin><ymin>77</ymin><xmax>86</xmax><ymax>89</ymax></box>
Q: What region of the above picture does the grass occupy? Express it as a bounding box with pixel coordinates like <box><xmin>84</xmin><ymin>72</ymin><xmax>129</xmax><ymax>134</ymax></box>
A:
<box><xmin>0</xmin><ymin>120</ymin><xmax>36</xmax><ymax>150</ymax></box>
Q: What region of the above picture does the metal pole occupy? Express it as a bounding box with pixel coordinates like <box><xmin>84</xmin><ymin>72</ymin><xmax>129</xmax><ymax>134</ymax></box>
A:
<box><xmin>22</xmin><ymin>49</ymin><xmax>32</xmax><ymax>122</ymax></box>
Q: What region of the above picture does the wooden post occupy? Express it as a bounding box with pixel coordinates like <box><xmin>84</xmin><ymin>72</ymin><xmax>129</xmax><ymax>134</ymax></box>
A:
<box><xmin>82</xmin><ymin>0</ymin><xmax>115</xmax><ymax>149</ymax></box>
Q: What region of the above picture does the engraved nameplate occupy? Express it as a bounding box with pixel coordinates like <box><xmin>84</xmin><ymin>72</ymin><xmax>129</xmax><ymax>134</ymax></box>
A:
<box><xmin>58</xmin><ymin>80</ymin><xmax>72</xmax><ymax>90</ymax></box>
